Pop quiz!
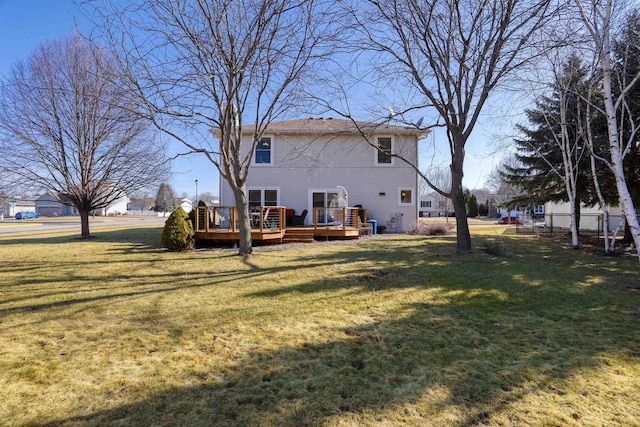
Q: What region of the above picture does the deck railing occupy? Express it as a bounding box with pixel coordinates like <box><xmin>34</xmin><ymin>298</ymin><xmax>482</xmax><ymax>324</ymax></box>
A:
<box><xmin>312</xmin><ymin>207</ymin><xmax>362</xmax><ymax>230</ymax></box>
<box><xmin>194</xmin><ymin>206</ymin><xmax>287</xmax><ymax>232</ymax></box>
<box><xmin>194</xmin><ymin>205</ymin><xmax>365</xmax><ymax>233</ymax></box>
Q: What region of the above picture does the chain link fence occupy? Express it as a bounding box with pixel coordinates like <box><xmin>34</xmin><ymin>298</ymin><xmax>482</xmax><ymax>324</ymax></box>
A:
<box><xmin>515</xmin><ymin>212</ymin><xmax>633</xmax><ymax>239</ymax></box>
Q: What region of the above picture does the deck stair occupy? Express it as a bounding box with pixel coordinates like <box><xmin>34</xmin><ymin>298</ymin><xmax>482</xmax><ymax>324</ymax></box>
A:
<box><xmin>283</xmin><ymin>228</ymin><xmax>315</xmax><ymax>243</ymax></box>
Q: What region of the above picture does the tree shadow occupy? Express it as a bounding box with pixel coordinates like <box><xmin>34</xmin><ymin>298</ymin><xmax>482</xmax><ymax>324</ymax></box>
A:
<box><xmin>35</xmin><ymin>235</ymin><xmax>639</xmax><ymax>426</ymax></box>
<box><xmin>0</xmin><ymin>226</ymin><xmax>164</xmax><ymax>250</ymax></box>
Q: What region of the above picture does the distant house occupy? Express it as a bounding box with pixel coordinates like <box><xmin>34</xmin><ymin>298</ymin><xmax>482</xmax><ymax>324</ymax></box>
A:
<box><xmin>497</xmin><ymin>204</ymin><xmax>544</xmax><ymax>220</ymax></box>
<box><xmin>92</xmin><ymin>191</ymin><xmax>128</xmax><ymax>216</ymax></box>
<box><xmin>419</xmin><ymin>192</ymin><xmax>449</xmax><ymax>217</ymax></box>
<box><xmin>35</xmin><ymin>193</ymin><xmax>78</xmax><ymax>216</ymax></box>
<box><xmin>544</xmin><ymin>201</ymin><xmax>624</xmax><ymax>231</ymax></box>
<box><xmin>179</xmin><ymin>198</ymin><xmax>193</xmax><ymax>213</ymax></box>
<box><xmin>34</xmin><ymin>188</ymin><xmax>128</xmax><ymax>217</ymax></box>
<box><xmin>219</xmin><ymin>118</ymin><xmax>428</xmax><ymax>232</ymax></box>
<box><xmin>8</xmin><ymin>197</ymin><xmax>37</xmax><ymax>217</ymax></box>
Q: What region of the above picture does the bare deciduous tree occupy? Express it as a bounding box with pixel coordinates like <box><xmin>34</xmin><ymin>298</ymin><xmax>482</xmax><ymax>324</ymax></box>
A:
<box><xmin>535</xmin><ymin>55</ymin><xmax>590</xmax><ymax>248</ymax></box>
<box><xmin>422</xmin><ymin>164</ymin><xmax>452</xmax><ymax>221</ymax></box>
<box><xmin>90</xmin><ymin>0</ymin><xmax>334</xmax><ymax>255</ymax></box>
<box><xmin>336</xmin><ymin>0</ymin><xmax>557</xmax><ymax>253</ymax></box>
<box><xmin>487</xmin><ymin>154</ymin><xmax>523</xmax><ymax>202</ymax></box>
<box><xmin>0</xmin><ymin>33</ymin><xmax>167</xmax><ymax>237</ymax></box>
<box><xmin>574</xmin><ymin>0</ymin><xmax>640</xmax><ymax>261</ymax></box>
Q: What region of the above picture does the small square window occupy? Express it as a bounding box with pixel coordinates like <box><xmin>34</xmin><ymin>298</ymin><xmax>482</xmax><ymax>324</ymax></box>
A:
<box><xmin>399</xmin><ymin>188</ymin><xmax>414</xmax><ymax>206</ymax></box>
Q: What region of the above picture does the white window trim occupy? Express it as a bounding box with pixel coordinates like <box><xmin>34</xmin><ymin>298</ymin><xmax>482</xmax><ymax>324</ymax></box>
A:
<box><xmin>398</xmin><ymin>187</ymin><xmax>415</xmax><ymax>206</ymax></box>
<box><xmin>374</xmin><ymin>135</ymin><xmax>395</xmax><ymax>166</ymax></box>
<box><xmin>253</xmin><ymin>135</ymin><xmax>274</xmax><ymax>166</ymax></box>
<box><xmin>247</xmin><ymin>187</ymin><xmax>280</xmax><ymax>206</ymax></box>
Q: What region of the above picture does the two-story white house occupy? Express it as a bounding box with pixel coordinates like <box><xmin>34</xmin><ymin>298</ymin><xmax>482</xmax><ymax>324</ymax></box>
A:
<box><xmin>219</xmin><ymin>118</ymin><xmax>428</xmax><ymax>233</ymax></box>
<box><xmin>419</xmin><ymin>192</ymin><xmax>450</xmax><ymax>217</ymax></box>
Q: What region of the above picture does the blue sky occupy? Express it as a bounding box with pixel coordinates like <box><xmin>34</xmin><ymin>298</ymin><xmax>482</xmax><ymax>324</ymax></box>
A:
<box><xmin>0</xmin><ymin>0</ymin><xmax>504</xmax><ymax>199</ymax></box>
<box><xmin>0</xmin><ymin>0</ymin><xmax>219</xmax><ymax>199</ymax></box>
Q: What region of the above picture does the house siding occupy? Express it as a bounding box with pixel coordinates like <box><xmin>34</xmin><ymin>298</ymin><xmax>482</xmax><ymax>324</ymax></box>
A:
<box><xmin>221</xmin><ymin>124</ymin><xmax>421</xmax><ymax>232</ymax></box>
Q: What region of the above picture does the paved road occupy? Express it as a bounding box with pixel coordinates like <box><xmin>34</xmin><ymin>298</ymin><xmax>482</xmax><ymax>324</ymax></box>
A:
<box><xmin>0</xmin><ymin>215</ymin><xmax>168</xmax><ymax>236</ymax></box>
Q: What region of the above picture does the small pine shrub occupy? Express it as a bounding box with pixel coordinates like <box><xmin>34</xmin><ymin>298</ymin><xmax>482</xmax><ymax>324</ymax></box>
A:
<box><xmin>162</xmin><ymin>207</ymin><xmax>195</xmax><ymax>251</ymax></box>
<box><xmin>482</xmin><ymin>241</ymin><xmax>505</xmax><ymax>256</ymax></box>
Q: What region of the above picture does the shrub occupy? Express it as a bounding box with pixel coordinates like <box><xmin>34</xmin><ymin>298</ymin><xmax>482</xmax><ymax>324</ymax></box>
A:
<box><xmin>162</xmin><ymin>207</ymin><xmax>195</xmax><ymax>251</ymax></box>
<box><xmin>409</xmin><ymin>222</ymin><xmax>454</xmax><ymax>236</ymax></box>
<box><xmin>482</xmin><ymin>241</ymin><xmax>505</xmax><ymax>256</ymax></box>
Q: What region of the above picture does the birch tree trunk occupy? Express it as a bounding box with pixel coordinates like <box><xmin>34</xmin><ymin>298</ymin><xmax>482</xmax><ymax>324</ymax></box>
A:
<box><xmin>575</xmin><ymin>0</ymin><xmax>640</xmax><ymax>261</ymax></box>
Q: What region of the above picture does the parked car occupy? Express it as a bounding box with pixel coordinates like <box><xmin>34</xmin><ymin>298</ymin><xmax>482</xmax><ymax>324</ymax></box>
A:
<box><xmin>15</xmin><ymin>211</ymin><xmax>40</xmax><ymax>219</ymax></box>
<box><xmin>498</xmin><ymin>216</ymin><xmax>521</xmax><ymax>225</ymax></box>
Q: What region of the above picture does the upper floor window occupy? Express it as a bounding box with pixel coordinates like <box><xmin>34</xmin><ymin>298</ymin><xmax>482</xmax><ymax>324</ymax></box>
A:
<box><xmin>376</xmin><ymin>136</ymin><xmax>393</xmax><ymax>165</ymax></box>
<box><xmin>420</xmin><ymin>200</ymin><xmax>432</xmax><ymax>208</ymax></box>
<box><xmin>255</xmin><ymin>137</ymin><xmax>272</xmax><ymax>164</ymax></box>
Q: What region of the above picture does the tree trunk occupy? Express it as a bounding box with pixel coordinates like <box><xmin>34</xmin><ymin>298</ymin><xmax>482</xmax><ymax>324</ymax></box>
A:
<box><xmin>622</xmin><ymin>221</ymin><xmax>633</xmax><ymax>243</ymax></box>
<box><xmin>600</xmin><ymin>37</ymin><xmax>640</xmax><ymax>262</ymax></box>
<box><xmin>569</xmin><ymin>197</ymin><xmax>580</xmax><ymax>249</ymax></box>
<box><xmin>574</xmin><ymin>198</ymin><xmax>581</xmax><ymax>234</ymax></box>
<box><xmin>232</xmin><ymin>186</ymin><xmax>253</xmax><ymax>255</ymax></box>
<box><xmin>79</xmin><ymin>210</ymin><xmax>91</xmax><ymax>238</ymax></box>
<box><xmin>450</xmin><ymin>141</ymin><xmax>472</xmax><ymax>253</ymax></box>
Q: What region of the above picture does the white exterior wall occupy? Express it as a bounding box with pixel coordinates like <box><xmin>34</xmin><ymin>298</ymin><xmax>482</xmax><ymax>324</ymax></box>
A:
<box><xmin>545</xmin><ymin>201</ymin><xmax>622</xmax><ymax>216</ymax></box>
<box><xmin>104</xmin><ymin>195</ymin><xmax>129</xmax><ymax>215</ymax></box>
<box><xmin>220</xmin><ymin>132</ymin><xmax>419</xmax><ymax>232</ymax></box>
<box><xmin>180</xmin><ymin>198</ymin><xmax>193</xmax><ymax>213</ymax></box>
<box><xmin>545</xmin><ymin>201</ymin><xmax>624</xmax><ymax>232</ymax></box>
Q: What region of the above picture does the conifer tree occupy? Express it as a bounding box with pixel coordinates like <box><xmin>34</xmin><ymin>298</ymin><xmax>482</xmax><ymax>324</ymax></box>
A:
<box><xmin>502</xmin><ymin>55</ymin><xmax>612</xmax><ymax>227</ymax></box>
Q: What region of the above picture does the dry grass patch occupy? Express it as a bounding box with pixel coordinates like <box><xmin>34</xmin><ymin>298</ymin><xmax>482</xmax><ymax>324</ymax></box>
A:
<box><xmin>0</xmin><ymin>227</ymin><xmax>639</xmax><ymax>426</ymax></box>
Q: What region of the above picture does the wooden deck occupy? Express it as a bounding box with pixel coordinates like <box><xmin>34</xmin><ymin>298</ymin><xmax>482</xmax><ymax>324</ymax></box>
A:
<box><xmin>193</xmin><ymin>206</ymin><xmax>363</xmax><ymax>245</ymax></box>
<box><xmin>195</xmin><ymin>228</ymin><xmax>286</xmax><ymax>243</ymax></box>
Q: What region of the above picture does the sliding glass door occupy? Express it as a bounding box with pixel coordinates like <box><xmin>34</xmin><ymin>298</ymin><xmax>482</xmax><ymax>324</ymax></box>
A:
<box><xmin>312</xmin><ymin>190</ymin><xmax>337</xmax><ymax>224</ymax></box>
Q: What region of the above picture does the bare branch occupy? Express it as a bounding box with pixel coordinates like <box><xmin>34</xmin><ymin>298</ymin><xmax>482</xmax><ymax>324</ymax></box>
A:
<box><xmin>0</xmin><ymin>32</ymin><xmax>168</xmax><ymax>237</ymax></box>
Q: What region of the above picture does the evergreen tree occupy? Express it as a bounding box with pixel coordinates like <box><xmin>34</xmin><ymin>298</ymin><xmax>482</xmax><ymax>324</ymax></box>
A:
<box><xmin>478</xmin><ymin>201</ymin><xmax>489</xmax><ymax>217</ymax></box>
<box><xmin>154</xmin><ymin>182</ymin><xmax>176</xmax><ymax>213</ymax></box>
<box><xmin>161</xmin><ymin>207</ymin><xmax>194</xmax><ymax>251</ymax></box>
<box><xmin>502</xmin><ymin>55</ymin><xmax>611</xmax><ymax>221</ymax></box>
<box><xmin>466</xmin><ymin>195</ymin><xmax>479</xmax><ymax>218</ymax></box>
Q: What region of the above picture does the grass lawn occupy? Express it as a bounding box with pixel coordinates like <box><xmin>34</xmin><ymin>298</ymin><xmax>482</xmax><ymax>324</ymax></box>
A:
<box><xmin>0</xmin><ymin>224</ymin><xmax>639</xmax><ymax>426</ymax></box>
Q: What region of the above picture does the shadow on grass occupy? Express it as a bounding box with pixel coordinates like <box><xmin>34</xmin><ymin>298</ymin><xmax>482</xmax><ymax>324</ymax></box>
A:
<box><xmin>0</xmin><ymin>226</ymin><xmax>164</xmax><ymax>249</ymax></box>
<box><xmin>35</xmin><ymin>234</ymin><xmax>640</xmax><ymax>426</ymax></box>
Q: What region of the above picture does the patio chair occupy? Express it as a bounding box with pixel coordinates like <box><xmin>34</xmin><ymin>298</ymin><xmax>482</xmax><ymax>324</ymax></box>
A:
<box><xmin>358</xmin><ymin>216</ymin><xmax>373</xmax><ymax>236</ymax></box>
<box><xmin>291</xmin><ymin>209</ymin><xmax>307</xmax><ymax>226</ymax></box>
<box><xmin>285</xmin><ymin>208</ymin><xmax>295</xmax><ymax>226</ymax></box>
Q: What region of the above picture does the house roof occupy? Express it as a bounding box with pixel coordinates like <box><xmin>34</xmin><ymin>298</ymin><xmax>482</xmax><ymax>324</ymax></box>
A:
<box><xmin>244</xmin><ymin>118</ymin><xmax>429</xmax><ymax>138</ymax></box>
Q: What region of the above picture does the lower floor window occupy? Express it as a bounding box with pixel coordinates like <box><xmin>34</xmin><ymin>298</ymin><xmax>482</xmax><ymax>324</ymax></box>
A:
<box><xmin>399</xmin><ymin>188</ymin><xmax>414</xmax><ymax>206</ymax></box>
<box><xmin>248</xmin><ymin>188</ymin><xmax>279</xmax><ymax>206</ymax></box>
